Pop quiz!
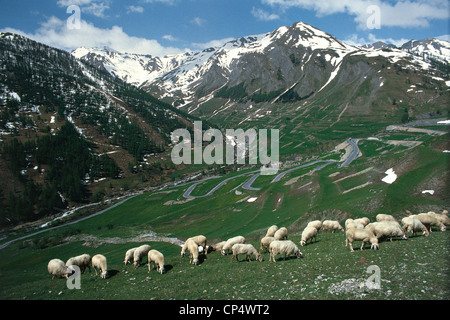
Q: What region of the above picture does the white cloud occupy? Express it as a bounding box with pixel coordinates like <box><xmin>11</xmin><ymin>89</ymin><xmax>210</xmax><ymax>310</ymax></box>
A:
<box><xmin>57</xmin><ymin>0</ymin><xmax>110</xmax><ymax>18</ymax></box>
<box><xmin>126</xmin><ymin>5</ymin><xmax>144</xmax><ymax>14</ymax></box>
<box><xmin>191</xmin><ymin>17</ymin><xmax>204</xmax><ymax>26</ymax></box>
<box><xmin>344</xmin><ymin>33</ymin><xmax>410</xmax><ymax>47</ymax></box>
<box><xmin>0</xmin><ymin>16</ymin><xmax>183</xmax><ymax>57</ymax></box>
<box><xmin>262</xmin><ymin>0</ymin><xmax>449</xmax><ymax>29</ymax></box>
<box><xmin>191</xmin><ymin>37</ymin><xmax>235</xmax><ymax>49</ymax></box>
<box><xmin>163</xmin><ymin>34</ymin><xmax>178</xmax><ymax>41</ymax></box>
<box><xmin>251</xmin><ymin>7</ymin><xmax>280</xmax><ymax>21</ymax></box>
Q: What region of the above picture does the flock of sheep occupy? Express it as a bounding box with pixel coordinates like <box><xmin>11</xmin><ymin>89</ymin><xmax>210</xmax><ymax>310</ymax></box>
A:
<box><xmin>47</xmin><ymin>209</ymin><xmax>448</xmax><ymax>280</ymax></box>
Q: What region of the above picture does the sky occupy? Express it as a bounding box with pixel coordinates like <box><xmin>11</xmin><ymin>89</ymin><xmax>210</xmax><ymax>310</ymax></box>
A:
<box><xmin>0</xmin><ymin>0</ymin><xmax>449</xmax><ymax>57</ymax></box>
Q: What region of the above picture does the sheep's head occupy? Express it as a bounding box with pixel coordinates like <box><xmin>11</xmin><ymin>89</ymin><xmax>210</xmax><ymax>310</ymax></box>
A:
<box><xmin>256</xmin><ymin>254</ymin><xmax>263</xmax><ymax>262</ymax></box>
<box><xmin>441</xmin><ymin>226</ymin><xmax>447</xmax><ymax>232</ymax></box>
<box><xmin>221</xmin><ymin>250</ymin><xmax>226</xmax><ymax>255</ymax></box>
<box><xmin>295</xmin><ymin>250</ymin><xmax>303</xmax><ymax>258</ymax></box>
<box><xmin>101</xmin><ymin>271</ymin><xmax>108</xmax><ymax>279</ymax></box>
<box><xmin>300</xmin><ymin>240</ymin><xmax>305</xmax><ymax>246</ymax></box>
<box><xmin>371</xmin><ymin>242</ymin><xmax>379</xmax><ymax>250</ymax></box>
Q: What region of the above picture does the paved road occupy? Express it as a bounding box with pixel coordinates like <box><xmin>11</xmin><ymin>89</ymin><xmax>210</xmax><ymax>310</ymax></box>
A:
<box><xmin>338</xmin><ymin>138</ymin><xmax>361</xmax><ymax>168</ymax></box>
<box><xmin>271</xmin><ymin>160</ymin><xmax>337</xmax><ymax>183</ymax></box>
<box><xmin>0</xmin><ymin>194</ymin><xmax>140</xmax><ymax>250</ymax></box>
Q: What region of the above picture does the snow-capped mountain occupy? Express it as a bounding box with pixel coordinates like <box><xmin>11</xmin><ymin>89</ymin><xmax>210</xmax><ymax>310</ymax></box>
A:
<box><xmin>72</xmin><ymin>22</ymin><xmax>450</xmax><ymax>123</ymax></box>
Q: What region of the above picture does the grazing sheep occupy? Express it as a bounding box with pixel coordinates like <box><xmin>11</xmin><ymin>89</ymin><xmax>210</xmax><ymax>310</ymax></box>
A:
<box><xmin>306</xmin><ymin>220</ymin><xmax>322</xmax><ymax>231</ymax></box>
<box><xmin>376</xmin><ymin>214</ymin><xmax>398</xmax><ymax>223</ymax></box>
<box><xmin>345</xmin><ymin>219</ymin><xmax>364</xmax><ymax>230</ymax></box>
<box><xmin>221</xmin><ymin>236</ymin><xmax>246</xmax><ymax>255</ymax></box>
<box><xmin>273</xmin><ymin>227</ymin><xmax>288</xmax><ymax>240</ymax></box>
<box><xmin>269</xmin><ymin>240</ymin><xmax>303</xmax><ymax>262</ymax></box>
<box><xmin>365</xmin><ymin>222</ymin><xmax>407</xmax><ymax>241</ymax></box>
<box><xmin>181</xmin><ymin>235</ymin><xmax>207</xmax><ymax>257</ymax></box>
<box><xmin>265</xmin><ymin>225</ymin><xmax>279</xmax><ymax>237</ymax></box>
<box><xmin>48</xmin><ymin>259</ymin><xmax>70</xmax><ymax>280</ymax></box>
<box><xmin>300</xmin><ymin>226</ymin><xmax>318</xmax><ymax>246</ymax></box>
<box><xmin>124</xmin><ymin>247</ymin><xmax>137</xmax><ymax>265</ymax></box>
<box><xmin>231</xmin><ymin>244</ymin><xmax>262</xmax><ymax>263</ymax></box>
<box><xmin>353</xmin><ymin>217</ymin><xmax>370</xmax><ymax>226</ymax></box>
<box><xmin>66</xmin><ymin>254</ymin><xmax>91</xmax><ymax>274</ymax></box>
<box><xmin>426</xmin><ymin>212</ymin><xmax>450</xmax><ymax>227</ymax></box>
<box><xmin>411</xmin><ymin>214</ymin><xmax>446</xmax><ymax>232</ymax></box>
<box><xmin>147</xmin><ymin>249</ymin><xmax>165</xmax><ymax>274</ymax></box>
<box><xmin>401</xmin><ymin>217</ymin><xmax>429</xmax><ymax>237</ymax></box>
<box><xmin>207</xmin><ymin>241</ymin><xmax>226</xmax><ymax>253</ymax></box>
<box><xmin>345</xmin><ymin>229</ymin><xmax>379</xmax><ymax>252</ymax></box>
<box><xmin>185</xmin><ymin>238</ymin><xmax>200</xmax><ymax>265</ymax></box>
<box><xmin>133</xmin><ymin>244</ymin><xmax>152</xmax><ymax>268</ymax></box>
<box><xmin>321</xmin><ymin>220</ymin><xmax>344</xmax><ymax>233</ymax></box>
<box><xmin>259</xmin><ymin>236</ymin><xmax>275</xmax><ymax>253</ymax></box>
<box><xmin>92</xmin><ymin>254</ymin><xmax>108</xmax><ymax>279</ymax></box>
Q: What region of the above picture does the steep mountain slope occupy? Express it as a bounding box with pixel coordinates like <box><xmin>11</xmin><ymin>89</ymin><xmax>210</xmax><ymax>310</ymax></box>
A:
<box><xmin>0</xmin><ymin>32</ymin><xmax>197</xmax><ymax>226</ymax></box>
<box><xmin>72</xmin><ymin>22</ymin><xmax>449</xmax><ymax>131</ymax></box>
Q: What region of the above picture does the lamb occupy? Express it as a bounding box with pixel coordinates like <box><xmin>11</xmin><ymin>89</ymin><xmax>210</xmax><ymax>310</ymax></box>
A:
<box><xmin>65</xmin><ymin>254</ymin><xmax>91</xmax><ymax>274</ymax></box>
<box><xmin>269</xmin><ymin>240</ymin><xmax>302</xmax><ymax>262</ymax></box>
<box><xmin>231</xmin><ymin>244</ymin><xmax>262</xmax><ymax>263</ymax></box>
<box><xmin>47</xmin><ymin>259</ymin><xmax>70</xmax><ymax>280</ymax></box>
<box><xmin>185</xmin><ymin>238</ymin><xmax>200</xmax><ymax>265</ymax></box>
<box><xmin>411</xmin><ymin>214</ymin><xmax>446</xmax><ymax>232</ymax></box>
<box><xmin>124</xmin><ymin>247</ymin><xmax>137</xmax><ymax>265</ymax></box>
<box><xmin>345</xmin><ymin>228</ymin><xmax>379</xmax><ymax>252</ymax></box>
<box><xmin>273</xmin><ymin>227</ymin><xmax>288</xmax><ymax>240</ymax></box>
<box><xmin>221</xmin><ymin>236</ymin><xmax>246</xmax><ymax>255</ymax></box>
<box><xmin>147</xmin><ymin>249</ymin><xmax>165</xmax><ymax>274</ymax></box>
<box><xmin>92</xmin><ymin>254</ymin><xmax>108</xmax><ymax>279</ymax></box>
<box><xmin>181</xmin><ymin>235</ymin><xmax>207</xmax><ymax>257</ymax></box>
<box><xmin>133</xmin><ymin>244</ymin><xmax>152</xmax><ymax>268</ymax></box>
<box><xmin>365</xmin><ymin>222</ymin><xmax>407</xmax><ymax>241</ymax></box>
<box><xmin>300</xmin><ymin>226</ymin><xmax>318</xmax><ymax>246</ymax></box>
<box><xmin>306</xmin><ymin>220</ymin><xmax>322</xmax><ymax>231</ymax></box>
<box><xmin>321</xmin><ymin>220</ymin><xmax>344</xmax><ymax>233</ymax></box>
<box><xmin>401</xmin><ymin>217</ymin><xmax>429</xmax><ymax>237</ymax></box>
<box><xmin>265</xmin><ymin>225</ymin><xmax>279</xmax><ymax>237</ymax></box>
<box><xmin>259</xmin><ymin>236</ymin><xmax>275</xmax><ymax>253</ymax></box>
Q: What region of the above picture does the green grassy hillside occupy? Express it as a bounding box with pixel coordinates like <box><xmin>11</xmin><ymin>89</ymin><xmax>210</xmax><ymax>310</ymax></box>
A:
<box><xmin>0</xmin><ymin>130</ymin><xmax>448</xmax><ymax>300</ymax></box>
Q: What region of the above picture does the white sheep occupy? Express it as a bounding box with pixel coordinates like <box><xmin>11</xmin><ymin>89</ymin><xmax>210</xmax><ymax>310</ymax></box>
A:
<box><xmin>365</xmin><ymin>221</ymin><xmax>407</xmax><ymax>241</ymax></box>
<box><xmin>269</xmin><ymin>240</ymin><xmax>303</xmax><ymax>262</ymax></box>
<box><xmin>401</xmin><ymin>217</ymin><xmax>429</xmax><ymax>237</ymax></box>
<box><xmin>265</xmin><ymin>225</ymin><xmax>279</xmax><ymax>237</ymax></box>
<box><xmin>66</xmin><ymin>254</ymin><xmax>91</xmax><ymax>274</ymax></box>
<box><xmin>300</xmin><ymin>226</ymin><xmax>318</xmax><ymax>246</ymax></box>
<box><xmin>306</xmin><ymin>220</ymin><xmax>322</xmax><ymax>231</ymax></box>
<box><xmin>259</xmin><ymin>236</ymin><xmax>275</xmax><ymax>253</ymax></box>
<box><xmin>411</xmin><ymin>214</ymin><xmax>446</xmax><ymax>232</ymax></box>
<box><xmin>221</xmin><ymin>236</ymin><xmax>246</xmax><ymax>255</ymax></box>
<box><xmin>133</xmin><ymin>244</ymin><xmax>152</xmax><ymax>268</ymax></box>
<box><xmin>231</xmin><ymin>244</ymin><xmax>262</xmax><ymax>263</ymax></box>
<box><xmin>321</xmin><ymin>220</ymin><xmax>344</xmax><ymax>233</ymax></box>
<box><xmin>345</xmin><ymin>219</ymin><xmax>365</xmax><ymax>230</ymax></box>
<box><xmin>124</xmin><ymin>247</ymin><xmax>137</xmax><ymax>265</ymax></box>
<box><xmin>92</xmin><ymin>254</ymin><xmax>108</xmax><ymax>279</ymax></box>
<box><xmin>345</xmin><ymin>228</ymin><xmax>379</xmax><ymax>252</ymax></box>
<box><xmin>185</xmin><ymin>238</ymin><xmax>200</xmax><ymax>265</ymax></box>
<box><xmin>376</xmin><ymin>214</ymin><xmax>398</xmax><ymax>223</ymax></box>
<box><xmin>181</xmin><ymin>235</ymin><xmax>207</xmax><ymax>257</ymax></box>
<box><xmin>208</xmin><ymin>241</ymin><xmax>226</xmax><ymax>253</ymax></box>
<box><xmin>273</xmin><ymin>227</ymin><xmax>288</xmax><ymax>240</ymax></box>
<box><xmin>47</xmin><ymin>259</ymin><xmax>70</xmax><ymax>280</ymax></box>
<box><xmin>353</xmin><ymin>217</ymin><xmax>370</xmax><ymax>226</ymax></box>
<box><xmin>426</xmin><ymin>212</ymin><xmax>450</xmax><ymax>228</ymax></box>
<box><xmin>147</xmin><ymin>249</ymin><xmax>165</xmax><ymax>274</ymax></box>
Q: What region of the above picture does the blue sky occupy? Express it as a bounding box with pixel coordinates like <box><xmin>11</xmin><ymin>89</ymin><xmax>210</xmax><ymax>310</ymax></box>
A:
<box><xmin>0</xmin><ymin>0</ymin><xmax>449</xmax><ymax>56</ymax></box>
